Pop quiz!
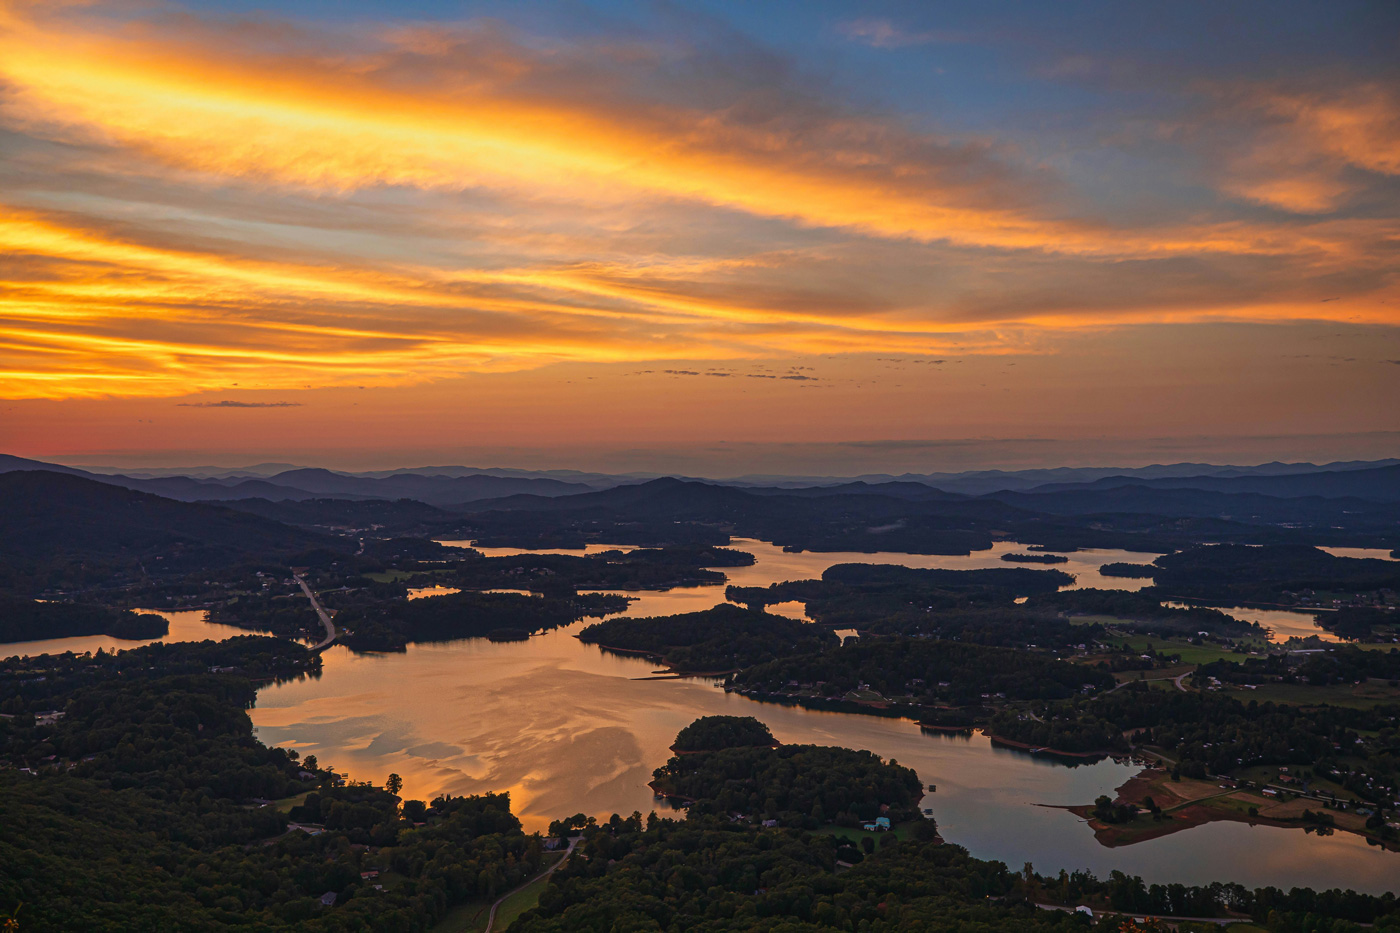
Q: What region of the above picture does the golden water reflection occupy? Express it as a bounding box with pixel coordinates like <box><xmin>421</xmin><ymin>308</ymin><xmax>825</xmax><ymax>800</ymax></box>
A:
<box><xmin>250</xmin><ymin>538</ymin><xmax>1396</xmax><ymax>893</ymax></box>
<box><xmin>1</xmin><ymin>608</ymin><xmax>251</xmax><ymax>660</ymax></box>
<box><xmin>250</xmin><ymin>622</ymin><xmax>1399</xmax><ymax>893</ymax></box>
<box><xmin>572</xmin><ymin>538</ymin><xmax>1163</xmax><ymax>619</ymax></box>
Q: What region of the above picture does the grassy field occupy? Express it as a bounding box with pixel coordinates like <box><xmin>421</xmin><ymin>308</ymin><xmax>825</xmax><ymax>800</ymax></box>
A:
<box><xmin>271</xmin><ymin>791</ymin><xmax>310</xmax><ymax>813</ymax></box>
<box><xmin>490</xmin><ymin>872</ymin><xmax>555</xmax><ymax>930</ymax></box>
<box><xmin>1222</xmin><ymin>680</ymin><xmax>1400</xmax><ymax>709</ymax></box>
<box><xmin>1112</xmin><ymin>635</ymin><xmax>1260</xmax><ymax>666</ymax></box>
<box><xmin>1113</xmin><ymin>663</ymin><xmax>1193</xmax><ymax>684</ymax></box>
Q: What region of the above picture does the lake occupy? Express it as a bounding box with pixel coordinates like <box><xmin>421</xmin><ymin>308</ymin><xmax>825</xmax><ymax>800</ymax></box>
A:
<box><xmin>435</xmin><ymin>537</ymin><xmax>1166</xmax><ymax>620</ymax></box>
<box><xmin>250</xmin><ymin>621</ymin><xmax>1398</xmax><ymax>893</ymax></box>
<box><xmin>0</xmin><ymin>608</ymin><xmax>250</xmax><ymax>660</ymax></box>
<box><xmin>5</xmin><ymin>540</ymin><xmax>1393</xmax><ymax>892</ymax></box>
<box><xmin>244</xmin><ymin>539</ymin><xmax>1398</xmax><ymax>894</ymax></box>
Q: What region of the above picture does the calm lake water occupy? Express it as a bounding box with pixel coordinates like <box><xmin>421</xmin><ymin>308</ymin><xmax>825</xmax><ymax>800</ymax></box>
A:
<box><xmin>8</xmin><ymin>541</ymin><xmax>1395</xmax><ymax>892</ymax></box>
<box><xmin>0</xmin><ymin>608</ymin><xmax>250</xmax><ymax>660</ymax></box>
<box><xmin>432</xmin><ymin>537</ymin><xmax>1165</xmax><ymax>620</ymax></box>
<box><xmin>248</xmin><ymin>539</ymin><xmax>1397</xmax><ymax>893</ymax></box>
<box><xmin>1320</xmin><ymin>547</ymin><xmax>1399</xmax><ymax>562</ymax></box>
<box><xmin>251</xmin><ymin>624</ymin><xmax>1398</xmax><ymax>893</ymax></box>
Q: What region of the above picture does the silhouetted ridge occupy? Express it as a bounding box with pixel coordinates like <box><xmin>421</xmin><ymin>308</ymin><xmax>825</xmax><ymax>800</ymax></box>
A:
<box><xmin>0</xmin><ymin>471</ymin><xmax>334</xmax><ymax>591</ymax></box>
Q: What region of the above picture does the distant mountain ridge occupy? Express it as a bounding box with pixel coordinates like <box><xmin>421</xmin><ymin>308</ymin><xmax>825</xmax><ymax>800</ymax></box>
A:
<box><xmin>0</xmin><ymin>471</ymin><xmax>335</xmax><ymax>593</ymax></box>
<box><xmin>4</xmin><ymin>453</ymin><xmax>1398</xmax><ymax>505</ymax></box>
<box><xmin>0</xmin><ymin>455</ymin><xmax>593</xmax><ymax>506</ymax></box>
<box><xmin>1016</xmin><ymin>464</ymin><xmax>1400</xmax><ymax>503</ymax></box>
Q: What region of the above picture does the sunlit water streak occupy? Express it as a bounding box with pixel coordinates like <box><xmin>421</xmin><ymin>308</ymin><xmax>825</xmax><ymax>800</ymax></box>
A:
<box><xmin>1164</xmin><ymin>602</ymin><xmax>1341</xmax><ymax>643</ymax></box>
<box><xmin>1319</xmin><ymin>547</ymin><xmax>1399</xmax><ymax>562</ymax></box>
<box><xmin>0</xmin><ymin>608</ymin><xmax>249</xmax><ymax>660</ymax></box>
<box><xmin>562</xmin><ymin>538</ymin><xmax>1162</xmax><ymax>619</ymax></box>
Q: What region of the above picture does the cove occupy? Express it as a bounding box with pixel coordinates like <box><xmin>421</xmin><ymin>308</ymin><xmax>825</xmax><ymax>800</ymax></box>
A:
<box><xmin>248</xmin><ymin>539</ymin><xmax>1398</xmax><ymax>894</ymax></box>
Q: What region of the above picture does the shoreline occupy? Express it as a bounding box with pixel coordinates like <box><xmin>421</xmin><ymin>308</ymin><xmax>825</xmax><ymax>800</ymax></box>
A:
<box><xmin>984</xmin><ymin>733</ymin><xmax>1110</xmax><ymax>760</ymax></box>
<box><xmin>1069</xmin><ymin>765</ymin><xmax>1400</xmax><ymax>852</ymax></box>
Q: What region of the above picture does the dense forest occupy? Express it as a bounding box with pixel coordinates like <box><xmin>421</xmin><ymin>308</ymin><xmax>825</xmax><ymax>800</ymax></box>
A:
<box><xmin>672</xmin><ymin>715</ymin><xmax>778</xmax><ymax>752</ymax></box>
<box><xmin>0</xmin><ymin>596</ymin><xmax>168</xmax><ymax>644</ymax></box>
<box><xmin>0</xmin><ymin>638</ymin><xmax>551</xmax><ymax>931</ymax></box>
<box><xmin>729</xmin><ymin>637</ymin><xmax>1115</xmax><ymax>706</ymax></box>
<box><xmin>1026</xmin><ymin>588</ymin><xmax>1264</xmax><ymax>638</ymax></box>
<box><xmin>439</xmin><ymin>546</ymin><xmax>754</xmax><ymax>596</ymax></box>
<box><xmin>1196</xmin><ymin>646</ymin><xmax>1400</xmax><ymax>687</ymax></box>
<box><xmin>515</xmin><ymin>818</ymin><xmax>1400</xmax><ymax>932</ymax></box>
<box><xmin>648</xmin><ymin>718</ymin><xmax>924</xmax><ymax>825</ymax></box>
<box><xmin>511</xmin><ymin>722</ymin><xmax>1400</xmax><ymax>933</ymax></box>
<box><xmin>726</xmin><ymin>563</ymin><xmax>1075</xmax><ymax>636</ymax></box>
<box><xmin>1099</xmin><ymin>562</ymin><xmax>1158</xmax><ymax>578</ymax></box>
<box><xmin>578</xmin><ymin>605</ymin><xmax>839</xmax><ymax>672</ymax></box>
<box><xmin>331</xmin><ymin>590</ymin><xmax>627</xmax><ymax>651</ymax></box>
<box><xmin>988</xmin><ymin>683</ymin><xmax>1400</xmax><ymax>804</ymax></box>
<box><xmin>1150</xmin><ymin>545</ymin><xmax>1400</xmax><ymax>606</ymax></box>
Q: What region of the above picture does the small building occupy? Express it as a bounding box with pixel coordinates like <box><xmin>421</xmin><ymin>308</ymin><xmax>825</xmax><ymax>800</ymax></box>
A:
<box><xmin>874</xmin><ymin>817</ymin><xmax>891</xmax><ymax>830</ymax></box>
<box><xmin>319</xmin><ymin>892</ymin><xmax>337</xmax><ymax>907</ymax></box>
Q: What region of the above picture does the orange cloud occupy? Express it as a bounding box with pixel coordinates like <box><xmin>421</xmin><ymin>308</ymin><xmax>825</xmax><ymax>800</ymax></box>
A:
<box><xmin>3</xmin><ymin>202</ymin><xmax>1395</xmax><ymax>400</ymax></box>
<box><xmin>0</xmin><ymin>3</ymin><xmax>1384</xmax><ymax>261</ymax></box>
<box><xmin>1215</xmin><ymin>83</ymin><xmax>1400</xmax><ymax>213</ymax></box>
<box><xmin>0</xmin><ymin>206</ymin><xmax>1014</xmax><ymax>398</ymax></box>
<box><xmin>0</xmin><ymin>4</ymin><xmax>1396</xmax><ymax>403</ymax></box>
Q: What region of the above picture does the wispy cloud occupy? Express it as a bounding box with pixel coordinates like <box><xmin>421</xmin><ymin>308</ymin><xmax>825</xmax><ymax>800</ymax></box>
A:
<box><xmin>178</xmin><ymin>401</ymin><xmax>303</xmax><ymax>408</ymax></box>
<box><xmin>837</xmin><ymin>19</ymin><xmax>960</xmax><ymax>49</ymax></box>
<box><xmin>0</xmin><ymin>2</ymin><xmax>1394</xmax><ymax>405</ymax></box>
<box><xmin>1206</xmin><ymin>82</ymin><xmax>1400</xmax><ymax>213</ymax></box>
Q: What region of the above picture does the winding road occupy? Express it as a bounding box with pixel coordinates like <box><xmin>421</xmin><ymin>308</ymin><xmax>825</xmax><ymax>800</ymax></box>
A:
<box><xmin>294</xmin><ymin>574</ymin><xmax>337</xmax><ymax>651</ymax></box>
<box><xmin>484</xmin><ymin>836</ymin><xmax>580</xmax><ymax>933</ymax></box>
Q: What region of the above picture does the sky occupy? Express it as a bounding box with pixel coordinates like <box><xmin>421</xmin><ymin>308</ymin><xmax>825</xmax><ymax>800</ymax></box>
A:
<box><xmin>0</xmin><ymin>0</ymin><xmax>1397</xmax><ymax>474</ymax></box>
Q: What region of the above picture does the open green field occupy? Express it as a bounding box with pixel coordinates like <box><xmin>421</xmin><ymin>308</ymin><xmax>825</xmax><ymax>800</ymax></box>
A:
<box><xmin>1113</xmin><ymin>664</ymin><xmax>1193</xmax><ymax>684</ymax></box>
<box><xmin>1112</xmin><ymin>635</ymin><xmax>1259</xmax><ymax>665</ymax></box>
<box><xmin>1222</xmin><ymin>680</ymin><xmax>1400</xmax><ymax>710</ymax></box>
<box><xmin>491</xmin><ymin>872</ymin><xmax>555</xmax><ymax>930</ymax></box>
<box><xmin>271</xmin><ymin>791</ymin><xmax>310</xmax><ymax>813</ymax></box>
